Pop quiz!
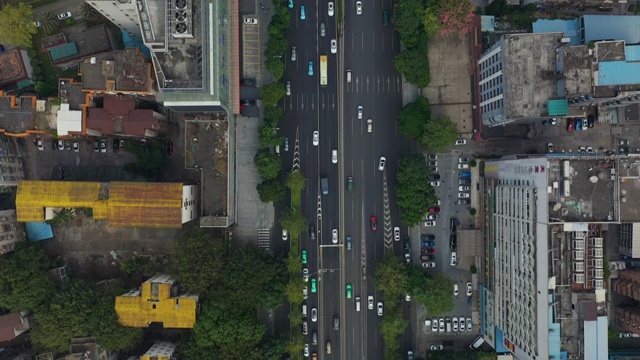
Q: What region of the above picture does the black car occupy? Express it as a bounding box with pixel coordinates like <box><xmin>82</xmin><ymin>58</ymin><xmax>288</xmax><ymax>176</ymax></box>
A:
<box><xmin>403</xmin><ymin>235</ymin><xmax>410</xmax><ymax>250</ymax></box>
<box><xmin>619</xmin><ymin>146</ymin><xmax>630</xmax><ymax>156</ymax></box>
<box><xmin>240</xmin><ymin>79</ymin><xmax>254</xmax><ymax>86</ymax></box>
<box><xmin>309</xmin><ymin>225</ymin><xmax>316</xmax><ymax>240</ymax></box>
<box><xmin>450</xmin><ymin>235</ymin><xmax>457</xmax><ymax>250</ymax></box>
<box><xmin>428</xmin><ymin>174</ymin><xmax>441</xmax><ymax>181</ymax></box>
<box><xmin>420</xmin><ymin>234</ymin><xmax>435</xmax><ymax>241</ymax></box>
<box><xmin>241</xmin><ymin>99</ymin><xmax>257</xmax><ymax>106</ymax></box>
<box><xmin>587</xmin><ymin>115</ymin><xmax>595</xmax><ymax>128</ymax></box>
<box><xmin>51</xmin><ymin>139</ymin><xmax>57</xmax><ymax>150</ymax></box>
<box><xmin>113</xmin><ymin>138</ymin><xmax>119</xmax><ymax>153</ymax></box>
<box><xmin>459</xmin><ymin>179</ymin><xmax>470</xmax><ymax>185</ymax></box>
<box><xmin>450</xmin><ymin>217</ymin><xmax>458</xmax><ymax>232</ymax></box>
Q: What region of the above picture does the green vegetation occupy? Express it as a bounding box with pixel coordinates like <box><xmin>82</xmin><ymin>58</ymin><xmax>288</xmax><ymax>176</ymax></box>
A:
<box><xmin>280</xmin><ymin>208</ymin><xmax>307</xmax><ymax>240</ymax></box>
<box><xmin>45</xmin><ymin>207</ymin><xmax>76</xmax><ymax>226</ymax></box>
<box><xmin>375</xmin><ymin>255</ymin><xmax>455</xmax><ymax>358</ymax></box>
<box><xmin>0</xmin><ymin>4</ymin><xmax>38</xmax><ymax>48</ymax></box>
<box><xmin>396</xmin><ymin>154</ymin><xmax>436</xmax><ymax>226</ymax></box>
<box><xmin>254</xmin><ymin>148</ymin><xmax>283</xmax><ymax>180</ymax></box>
<box><xmin>259</xmin><ymin>82</ymin><xmax>286</xmax><ymax>108</ymax></box>
<box><xmin>397</xmin><ymin>97</ymin><xmax>458</xmax><ymax>151</ymax></box>
<box><xmin>485</xmin><ymin>0</ymin><xmax>538</xmax><ymax>28</ymax></box>
<box><xmin>257</xmin><ymin>179</ymin><xmax>286</xmax><ymax>202</ymax></box>
<box><xmin>470</xmin><ymin>265</ymin><xmax>477</xmax><ymax>274</ymax></box>
<box><xmin>124</xmin><ymin>140</ymin><xmax>168</xmax><ymax>180</ymax></box>
<box><xmin>469</xmin><ymin>208</ymin><xmax>477</xmax><ymax>216</ymax></box>
<box><xmin>286</xmin><ymin>171</ymin><xmax>307</xmax><ymax>206</ymax></box>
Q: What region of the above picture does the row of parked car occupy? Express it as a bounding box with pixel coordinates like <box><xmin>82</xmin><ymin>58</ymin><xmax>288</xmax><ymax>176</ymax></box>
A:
<box><xmin>427</xmin><ymin>316</ymin><xmax>473</xmax><ymax>333</ymax></box>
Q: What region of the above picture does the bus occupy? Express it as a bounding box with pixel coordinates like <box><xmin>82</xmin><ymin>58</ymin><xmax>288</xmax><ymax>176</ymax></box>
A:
<box><xmin>320</xmin><ymin>55</ymin><xmax>328</xmax><ymax>86</ymax></box>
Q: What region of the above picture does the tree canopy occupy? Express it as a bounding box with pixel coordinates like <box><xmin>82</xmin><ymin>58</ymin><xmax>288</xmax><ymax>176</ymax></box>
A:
<box><xmin>171</xmin><ymin>229</ymin><xmax>228</xmax><ymax>294</ymax></box>
<box><xmin>254</xmin><ymin>148</ymin><xmax>283</xmax><ymax>180</ymax></box>
<box><xmin>409</xmin><ymin>270</ymin><xmax>455</xmax><ymax>316</ymax></box>
<box><xmin>374</xmin><ymin>255</ymin><xmax>409</xmax><ymax>301</ymax></box>
<box><xmin>124</xmin><ymin>140</ymin><xmax>168</xmax><ymax>180</ymax></box>
<box><xmin>257</xmin><ymin>179</ymin><xmax>286</xmax><ymax>202</ymax></box>
<box><xmin>380</xmin><ymin>306</ymin><xmax>408</xmax><ymax>359</ymax></box>
<box><xmin>397</xmin><ymin>97</ymin><xmax>430</xmax><ymax>139</ymax></box>
<box><xmin>0</xmin><ymin>242</ymin><xmax>56</xmax><ymax>312</ymax></box>
<box><xmin>259</xmin><ymin>81</ymin><xmax>286</xmax><ymax>107</ymax></box>
<box><xmin>279</xmin><ymin>207</ymin><xmax>307</xmax><ymax>239</ymax></box>
<box><xmin>194</xmin><ymin>300</ymin><xmax>266</xmax><ymax>350</ymax></box>
<box><xmin>425</xmin><ymin>0</ymin><xmax>475</xmax><ymax>36</ymax></box>
<box><xmin>0</xmin><ymin>4</ymin><xmax>37</xmax><ymax>48</ymax></box>
<box><xmin>392</xmin><ymin>0</ymin><xmax>426</xmax><ymax>47</ymax></box>
<box><xmin>421</xmin><ymin>115</ymin><xmax>459</xmax><ymax>152</ymax></box>
<box><xmin>394</xmin><ymin>39</ymin><xmax>431</xmax><ymax>88</ymax></box>
<box><xmin>396</xmin><ymin>154</ymin><xmax>435</xmax><ymax>226</ymax></box>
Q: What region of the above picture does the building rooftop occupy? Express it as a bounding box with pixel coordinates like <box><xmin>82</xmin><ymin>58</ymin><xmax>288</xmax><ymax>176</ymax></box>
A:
<box><xmin>0</xmin><ymin>93</ymin><xmax>38</xmax><ymax>136</ymax></box>
<box><xmin>16</xmin><ymin>181</ymin><xmax>187</xmax><ymax>228</ymax></box>
<box><xmin>533</xmin><ymin>19</ymin><xmax>581</xmax><ymax>45</ymax></box>
<box><xmin>582</xmin><ymin>15</ymin><xmax>640</xmax><ymax>45</ymax></box>
<box><xmin>546</xmin><ymin>157</ymin><xmax>616</xmax><ymax>222</ymax></box>
<box><xmin>42</xmin><ymin>24</ymin><xmax>115</xmax><ymax>68</ymax></box>
<box><xmin>0</xmin><ymin>50</ymin><xmax>30</xmax><ymax>90</ymax></box>
<box><xmin>78</xmin><ymin>48</ymin><xmax>152</xmax><ymax>94</ymax></box>
<box><xmin>86</xmin><ymin>94</ymin><xmax>164</xmax><ymax>137</ymax></box>
<box><xmin>617</xmin><ymin>156</ymin><xmax>640</xmax><ymax>222</ymax></box>
<box><xmin>563</xmin><ymin>45</ymin><xmax>591</xmax><ymax>96</ymax></box>
<box><xmin>503</xmin><ymin>33</ymin><xmax>563</xmax><ymax>120</ymax></box>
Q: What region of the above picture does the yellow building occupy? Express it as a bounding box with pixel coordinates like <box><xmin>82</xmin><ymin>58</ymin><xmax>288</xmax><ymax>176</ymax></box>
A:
<box><xmin>15</xmin><ymin>181</ymin><xmax>198</xmax><ymax>228</ymax></box>
<box><xmin>115</xmin><ymin>274</ymin><xmax>198</xmax><ymax>328</ymax></box>
<box><xmin>138</xmin><ymin>342</ymin><xmax>176</xmax><ymax>360</ymax></box>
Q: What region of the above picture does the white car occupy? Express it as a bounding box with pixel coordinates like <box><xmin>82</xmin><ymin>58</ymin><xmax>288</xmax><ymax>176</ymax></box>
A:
<box><xmin>291</xmin><ymin>46</ymin><xmax>297</xmax><ymax>61</ymax></box>
<box><xmin>332</xmin><ymin>228</ymin><xmax>338</xmax><ymax>243</ymax></box>
<box><xmin>367</xmin><ymin>119</ymin><xmax>373</xmax><ymax>133</ymax></box>
<box><xmin>357</xmin><ymin>105</ymin><xmax>363</xmax><ymax>119</ymax></box>
<box><xmin>73</xmin><ymin>142</ymin><xmax>79</xmax><ymax>152</ymax></box>
<box><xmin>426</xmin><ymin>214</ymin><xmax>438</xmax><ymax>220</ymax></box>
<box><xmin>36</xmin><ymin>138</ymin><xmax>44</xmax><ymax>150</ymax></box>
<box><xmin>304</xmin><ymin>343</ymin><xmax>309</xmax><ymax>357</ymax></box>
<box><xmin>438</xmin><ymin>318</ymin><xmax>445</xmax><ymax>332</ymax></box>
<box><xmin>328</xmin><ymin>2</ymin><xmax>334</xmax><ymax>16</ymax></box>
<box><xmin>378</xmin><ymin>157</ymin><xmax>386</xmax><ymax>171</ymax></box>
<box><xmin>431</xmin><ymin>345</ymin><xmax>443</xmax><ymax>351</ymax></box>
<box><xmin>428</xmin><ymin>161</ymin><xmax>437</xmax><ymax>167</ymax></box>
<box><xmin>367</xmin><ymin>295</ymin><xmax>374</xmax><ymax>310</ymax></box>
<box><xmin>405</xmin><ymin>292</ymin><xmax>410</xmax><ymax>301</ymax></box>
<box><xmin>356</xmin><ymin>1</ymin><xmax>362</xmax><ymax>14</ymax></box>
<box><xmin>430</xmin><ymin>181</ymin><xmax>440</xmax><ymax>187</ymax></box>
<box><xmin>332</xmin><ymin>149</ymin><xmax>338</xmax><ymax>164</ymax></box>
<box><xmin>459</xmin><ymin>185</ymin><xmax>470</xmax><ymax>192</ymax></box>
<box><xmin>282</xmin><ymin>229</ymin><xmax>288</xmax><ymax>241</ymax></box>
<box><xmin>458</xmin><ymin>163</ymin><xmax>469</xmax><ymax>170</ymax></box>
<box><xmin>58</xmin><ymin>139</ymin><xmax>65</xmax><ymax>150</ymax></box>
<box><xmin>302</xmin><ymin>267</ymin><xmax>309</xmax><ymax>282</ymax></box>
<box><xmin>303</xmin><ymin>286</ymin><xmax>308</xmax><ymax>299</ymax></box>
<box><xmin>428</xmin><ymin>154</ymin><xmax>437</xmax><ymax>160</ymax></box>
<box><xmin>421</xmin><ymin>262</ymin><xmax>435</xmax><ymax>268</ymax></box>
<box><xmin>466</xmin><ymin>282</ymin><xmax>472</xmax><ymax>296</ymax></box>
<box><xmin>452</xmin><ymin>317</ymin><xmax>458</xmax><ymax>332</ymax></box>
<box><xmin>453</xmin><ymin>284</ymin><xmax>459</xmax><ymax>296</ymax></box>
<box><xmin>455</xmin><ymin>139</ymin><xmax>467</xmax><ymax>145</ymax></box>
<box><xmin>311</xmin><ymin>308</ymin><xmax>317</xmax><ymax>322</ymax></box>
<box><xmin>286</xmin><ymin>81</ymin><xmax>291</xmax><ymax>96</ymax></box>
<box><xmin>393</xmin><ymin>227</ymin><xmax>400</xmax><ymax>241</ymax></box>
<box><xmin>313</xmin><ymin>131</ymin><xmax>319</xmax><ymax>146</ymax></box>
<box><xmin>331</xmin><ymin>39</ymin><xmax>337</xmax><ymax>54</ymax></box>
<box><xmin>459</xmin><ymin>192</ymin><xmax>470</xmax><ymax>198</ymax></box>
<box><xmin>423</xmin><ymin>221</ymin><xmax>435</xmax><ymax>227</ymax></box>
<box><xmin>466</xmin><ymin>317</ymin><xmax>472</xmax><ymax>331</ymax></box>
<box><xmin>244</xmin><ymin>17</ymin><xmax>258</xmax><ymax>25</ymax></box>
<box><xmin>57</xmin><ymin>11</ymin><xmax>72</xmax><ymax>20</ymax></box>
<box><xmin>459</xmin><ymin>157</ymin><xmax>469</xmax><ymax>163</ymax></box>
<box><xmin>431</xmin><ymin>318</ymin><xmax>438</xmax><ymax>332</ymax></box>
<box><xmin>377</xmin><ymin>301</ymin><xmax>383</xmax><ymax>316</ymax></box>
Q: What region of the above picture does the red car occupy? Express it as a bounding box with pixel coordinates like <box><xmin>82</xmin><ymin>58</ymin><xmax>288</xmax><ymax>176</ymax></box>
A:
<box><xmin>370</xmin><ymin>216</ymin><xmax>378</xmax><ymax>231</ymax></box>
<box><xmin>421</xmin><ymin>247</ymin><xmax>435</xmax><ymax>254</ymax></box>
<box><xmin>567</xmin><ymin>118</ymin><xmax>574</xmax><ymax>132</ymax></box>
<box><xmin>428</xmin><ymin>207</ymin><xmax>441</xmax><ymax>214</ymax></box>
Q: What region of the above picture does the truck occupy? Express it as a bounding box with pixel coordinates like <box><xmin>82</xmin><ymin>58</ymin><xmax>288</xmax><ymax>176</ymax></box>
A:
<box><xmin>321</xmin><ymin>177</ymin><xmax>329</xmax><ymax>195</ymax></box>
<box><xmin>320</xmin><ymin>55</ymin><xmax>328</xmax><ymax>86</ymax></box>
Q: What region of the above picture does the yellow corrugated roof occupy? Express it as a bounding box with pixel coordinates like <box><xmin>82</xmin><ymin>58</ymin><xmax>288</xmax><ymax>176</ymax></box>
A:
<box><xmin>16</xmin><ymin>181</ymin><xmax>108</xmax><ymax>222</ymax></box>
<box><xmin>108</xmin><ymin>182</ymin><xmax>183</xmax><ymax>228</ymax></box>
<box><xmin>16</xmin><ymin>181</ymin><xmax>185</xmax><ymax>228</ymax></box>
<box><xmin>115</xmin><ymin>282</ymin><xmax>197</xmax><ymax>328</ymax></box>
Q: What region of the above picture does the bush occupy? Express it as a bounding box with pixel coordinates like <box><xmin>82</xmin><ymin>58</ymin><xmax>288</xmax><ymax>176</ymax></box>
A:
<box><xmin>469</xmin><ymin>208</ymin><xmax>476</xmax><ymax>216</ymax></box>
<box><xmin>470</xmin><ymin>159</ymin><xmax>477</xmax><ymax>167</ymax></box>
<box><xmin>470</xmin><ymin>265</ymin><xmax>477</xmax><ymax>274</ymax></box>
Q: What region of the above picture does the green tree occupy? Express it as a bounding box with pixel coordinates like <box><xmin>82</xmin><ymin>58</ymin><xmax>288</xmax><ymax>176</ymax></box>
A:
<box><xmin>411</xmin><ymin>273</ymin><xmax>454</xmax><ymax>315</ymax></box>
<box><xmin>285</xmin><ymin>276</ymin><xmax>306</xmax><ymax>306</ymax></box>
<box><xmin>426</xmin><ymin>0</ymin><xmax>475</xmax><ymax>36</ymax></box>
<box><xmin>34</xmin><ymin>81</ymin><xmax>57</xmax><ymax>97</ymax></box>
<box><xmin>392</xmin><ymin>0</ymin><xmax>426</xmax><ymax>47</ymax></box>
<box><xmin>286</xmin><ymin>171</ymin><xmax>306</xmax><ymax>194</ymax></box>
<box><xmin>171</xmin><ymin>229</ymin><xmax>228</xmax><ymax>294</ymax></box>
<box><xmin>257</xmin><ymin>179</ymin><xmax>285</xmax><ymax>202</ymax></box>
<box><xmin>263</xmin><ymin>106</ymin><xmax>283</xmax><ymax>125</ymax></box>
<box><xmin>90</xmin><ymin>297</ymin><xmax>144</xmax><ymax>351</ymax></box>
<box><xmin>79</xmin><ymin>2</ymin><xmax>99</xmax><ymax>23</ymax></box>
<box><xmin>260</xmin><ymin>335</ymin><xmax>287</xmax><ymax>360</ymax></box>
<box><xmin>374</xmin><ymin>255</ymin><xmax>408</xmax><ymax>301</ymax></box>
<box><xmin>30</xmin><ymin>281</ymin><xmax>98</xmax><ymax>352</ymax></box>
<box><xmin>37</xmin><ymin>11</ymin><xmax>58</xmax><ymax>35</ymax></box>
<box><xmin>259</xmin><ymin>82</ymin><xmax>286</xmax><ymax>107</ymax></box>
<box><xmin>422</xmin><ymin>9</ymin><xmax>441</xmax><ymax>37</ymax></box>
<box><xmin>254</xmin><ymin>148</ymin><xmax>283</xmax><ymax>180</ymax></box>
<box><xmin>477</xmin><ymin>352</ymin><xmax>498</xmax><ymax>360</ymax></box>
<box><xmin>279</xmin><ymin>208</ymin><xmax>307</xmax><ymax>239</ymax></box>
<box><xmin>397</xmin><ymin>97</ymin><xmax>430</xmax><ymax>139</ymax></box>
<box><xmin>265</xmin><ymin>58</ymin><xmax>285</xmax><ymax>80</ymax></box>
<box><xmin>484</xmin><ymin>0</ymin><xmax>510</xmax><ymax>17</ymax></box>
<box><xmin>0</xmin><ymin>4</ymin><xmax>37</xmax><ymax>48</ymax></box>
<box><xmin>0</xmin><ymin>242</ymin><xmax>56</xmax><ymax>312</ymax></box>
<box><xmin>394</xmin><ymin>39</ymin><xmax>431</xmax><ymax>87</ymax></box>
<box><xmin>124</xmin><ymin>140</ymin><xmax>168</xmax><ymax>180</ymax></box>
<box><xmin>396</xmin><ymin>154</ymin><xmax>435</xmax><ymax>225</ymax></box>
<box><xmin>45</xmin><ymin>207</ymin><xmax>76</xmax><ymax>226</ymax></box>
<box><xmin>194</xmin><ymin>300</ymin><xmax>266</xmax><ymax>349</ymax></box>
<box><xmin>258</xmin><ymin>123</ymin><xmax>284</xmax><ymax>147</ymax></box>
<box><xmin>225</xmin><ymin>245</ymin><xmax>287</xmax><ymax>309</ymax></box>
<box><xmin>380</xmin><ymin>307</ymin><xmax>407</xmax><ymax>359</ymax></box>
<box><xmin>420</xmin><ymin>115</ymin><xmax>458</xmax><ymax>151</ymax></box>
<box><xmin>178</xmin><ymin>334</ymin><xmax>218</xmax><ymax>360</ymax></box>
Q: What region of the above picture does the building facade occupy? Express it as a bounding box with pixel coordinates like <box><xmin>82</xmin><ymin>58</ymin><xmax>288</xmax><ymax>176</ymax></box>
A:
<box><xmin>0</xmin><ymin>210</ymin><xmax>26</xmax><ymax>255</ymax></box>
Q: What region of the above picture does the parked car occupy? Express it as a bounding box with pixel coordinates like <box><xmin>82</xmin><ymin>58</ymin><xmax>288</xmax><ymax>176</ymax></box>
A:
<box><xmin>57</xmin><ymin>139</ymin><xmax>65</xmax><ymax>150</ymax></box>
<box><xmin>422</xmin><ymin>262</ymin><xmax>435</xmax><ymax>268</ymax></box>
<box><xmin>36</xmin><ymin>138</ymin><xmax>44</xmax><ymax>150</ymax></box>
<box><xmin>421</xmin><ymin>234</ymin><xmax>435</xmax><ymax>240</ymax></box>
<box><xmin>459</xmin><ymin>157</ymin><xmax>469</xmax><ymax>163</ymax></box>
<box><xmin>393</xmin><ymin>227</ymin><xmax>400</xmax><ymax>241</ymax></box>
<box><xmin>113</xmin><ymin>138</ymin><xmax>119</xmax><ymax>153</ymax></box>
<box><xmin>57</xmin><ymin>11</ymin><xmax>72</xmax><ymax>20</ymax></box>
<box><xmin>377</xmin><ymin>301</ymin><xmax>383</xmax><ymax>316</ymax></box>
<box><xmin>454</xmin><ymin>139</ymin><xmax>467</xmax><ymax>145</ymax></box>
<box><xmin>458</xmin><ymin>185</ymin><xmax>470</xmax><ymax>192</ymax></box>
<box><xmin>466</xmin><ymin>282</ymin><xmax>472</xmax><ymax>296</ymax></box>
<box><xmin>100</xmin><ymin>139</ymin><xmax>107</xmax><ymax>153</ymax></box>
<box><xmin>567</xmin><ymin>118</ymin><xmax>574</xmax><ymax>132</ymax></box>
<box><xmin>423</xmin><ymin>221</ymin><xmax>435</xmax><ymax>227</ymax></box>
<box><xmin>73</xmin><ymin>142</ymin><xmax>79</xmax><ymax>152</ymax></box>
<box><xmin>244</xmin><ymin>17</ymin><xmax>258</xmax><ymax>25</ymax></box>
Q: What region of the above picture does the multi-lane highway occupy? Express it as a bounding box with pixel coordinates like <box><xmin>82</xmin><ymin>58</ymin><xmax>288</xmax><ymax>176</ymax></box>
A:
<box><xmin>277</xmin><ymin>0</ymin><xmax>407</xmax><ymax>357</ymax></box>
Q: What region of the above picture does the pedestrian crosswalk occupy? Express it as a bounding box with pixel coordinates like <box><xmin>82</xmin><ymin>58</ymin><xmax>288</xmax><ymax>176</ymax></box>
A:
<box><xmin>257</xmin><ymin>228</ymin><xmax>271</xmax><ymax>251</ymax></box>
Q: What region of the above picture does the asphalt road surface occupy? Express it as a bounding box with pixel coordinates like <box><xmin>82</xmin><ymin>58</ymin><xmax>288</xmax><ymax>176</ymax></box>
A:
<box><xmin>277</xmin><ymin>0</ymin><xmax>405</xmax><ymax>357</ymax></box>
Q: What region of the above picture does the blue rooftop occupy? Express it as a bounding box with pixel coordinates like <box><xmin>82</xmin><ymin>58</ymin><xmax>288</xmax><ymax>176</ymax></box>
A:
<box><xmin>25</xmin><ymin>222</ymin><xmax>53</xmax><ymax>242</ymax></box>
<box><xmin>598</xmin><ymin>61</ymin><xmax>640</xmax><ymax>85</ymax></box>
<box><xmin>582</xmin><ymin>15</ymin><xmax>640</xmax><ymax>44</ymax></box>
<box><xmin>626</xmin><ymin>45</ymin><xmax>640</xmax><ymax>61</ymax></box>
<box><xmin>533</xmin><ymin>19</ymin><xmax>580</xmax><ymax>45</ymax></box>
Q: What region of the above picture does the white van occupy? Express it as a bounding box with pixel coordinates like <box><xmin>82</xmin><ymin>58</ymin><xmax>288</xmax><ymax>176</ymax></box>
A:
<box><xmin>450</xmin><ymin>251</ymin><xmax>457</xmax><ymax>266</ymax></box>
<box><xmin>302</xmin><ymin>304</ymin><xmax>307</xmax><ymax>317</ymax></box>
<box><xmin>347</xmin><ymin>69</ymin><xmax>352</xmax><ymax>83</ymax></box>
<box><xmin>469</xmin><ymin>335</ymin><xmax>485</xmax><ymax>350</ymax></box>
<box><xmin>355</xmin><ymin>296</ymin><xmax>361</xmax><ymax>312</ymax></box>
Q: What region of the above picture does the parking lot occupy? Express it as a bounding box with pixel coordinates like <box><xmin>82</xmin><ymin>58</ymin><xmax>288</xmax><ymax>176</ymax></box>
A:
<box><xmin>410</xmin><ymin>151</ymin><xmax>479</xmax><ymax>351</ymax></box>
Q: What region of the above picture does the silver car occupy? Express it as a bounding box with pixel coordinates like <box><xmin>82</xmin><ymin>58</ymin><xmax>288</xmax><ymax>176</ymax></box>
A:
<box><xmin>311</xmin><ymin>307</ymin><xmax>317</xmax><ymax>322</ymax></box>
<box><xmin>357</xmin><ymin>105</ymin><xmax>363</xmax><ymax>119</ymax></box>
<box><xmin>320</xmin><ymin>22</ymin><xmax>326</xmax><ymax>37</ymax></box>
<box><xmin>291</xmin><ymin>46</ymin><xmax>297</xmax><ymax>61</ymax></box>
<box><xmin>332</xmin><ymin>228</ymin><xmax>338</xmax><ymax>243</ymax></box>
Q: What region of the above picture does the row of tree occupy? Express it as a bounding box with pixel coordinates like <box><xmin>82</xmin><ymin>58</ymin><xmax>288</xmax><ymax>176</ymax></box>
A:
<box><xmin>392</xmin><ymin>0</ymin><xmax>475</xmax><ymax>87</ymax></box>
<box><xmin>374</xmin><ymin>255</ymin><xmax>456</xmax><ymax>359</ymax></box>
<box><xmin>397</xmin><ymin>97</ymin><xmax>459</xmax><ymax>152</ymax></box>
<box><xmin>396</xmin><ymin>153</ymin><xmax>437</xmax><ymax>226</ymax></box>
<box><xmin>0</xmin><ymin>242</ymin><xmax>143</xmax><ymax>353</ymax></box>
